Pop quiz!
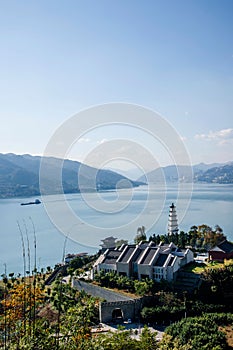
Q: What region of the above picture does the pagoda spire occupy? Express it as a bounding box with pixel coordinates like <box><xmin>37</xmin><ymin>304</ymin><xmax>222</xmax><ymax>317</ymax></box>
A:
<box><xmin>168</xmin><ymin>203</ymin><xmax>179</xmax><ymax>235</ymax></box>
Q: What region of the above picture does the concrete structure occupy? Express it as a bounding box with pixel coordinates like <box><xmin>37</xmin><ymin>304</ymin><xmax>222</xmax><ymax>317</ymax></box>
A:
<box><xmin>93</xmin><ymin>241</ymin><xmax>193</xmax><ymax>282</ymax></box>
<box><xmin>99</xmin><ymin>299</ymin><xmax>142</xmax><ymax>324</ymax></box>
<box><xmin>72</xmin><ymin>279</ymin><xmax>141</xmax><ymax>323</ymax></box>
<box><xmin>72</xmin><ymin>279</ymin><xmax>134</xmax><ymax>302</ymax></box>
<box><xmin>168</xmin><ymin>203</ymin><xmax>179</xmax><ymax>235</ymax></box>
<box><xmin>208</xmin><ymin>240</ymin><xmax>233</xmax><ymax>262</ymax></box>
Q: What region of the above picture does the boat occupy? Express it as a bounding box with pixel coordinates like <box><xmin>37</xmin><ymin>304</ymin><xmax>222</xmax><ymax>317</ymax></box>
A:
<box><xmin>20</xmin><ymin>199</ymin><xmax>41</xmax><ymax>206</ymax></box>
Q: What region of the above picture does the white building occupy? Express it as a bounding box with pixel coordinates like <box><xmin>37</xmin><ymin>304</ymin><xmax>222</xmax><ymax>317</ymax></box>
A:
<box><xmin>93</xmin><ymin>241</ymin><xmax>193</xmax><ymax>282</ymax></box>
<box><xmin>93</xmin><ymin>204</ymin><xmax>193</xmax><ymax>282</ymax></box>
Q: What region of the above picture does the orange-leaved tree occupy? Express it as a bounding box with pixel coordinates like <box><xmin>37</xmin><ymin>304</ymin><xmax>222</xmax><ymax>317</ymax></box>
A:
<box><xmin>1</xmin><ymin>282</ymin><xmax>44</xmax><ymax>337</ymax></box>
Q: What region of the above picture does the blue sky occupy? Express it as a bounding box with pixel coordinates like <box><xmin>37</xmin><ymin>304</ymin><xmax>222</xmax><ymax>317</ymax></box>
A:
<box><xmin>0</xmin><ymin>0</ymin><xmax>233</xmax><ymax>169</ymax></box>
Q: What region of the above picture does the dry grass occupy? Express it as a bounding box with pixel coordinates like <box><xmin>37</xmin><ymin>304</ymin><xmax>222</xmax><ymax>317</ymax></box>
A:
<box><xmin>220</xmin><ymin>325</ymin><xmax>233</xmax><ymax>349</ymax></box>
<box><xmin>37</xmin><ymin>303</ymin><xmax>59</xmax><ymax>324</ymax></box>
<box><xmin>183</xmin><ymin>260</ymin><xmax>233</xmax><ymax>275</ymax></box>
<box><xmin>105</xmin><ymin>287</ymin><xmax>138</xmax><ymax>299</ymax></box>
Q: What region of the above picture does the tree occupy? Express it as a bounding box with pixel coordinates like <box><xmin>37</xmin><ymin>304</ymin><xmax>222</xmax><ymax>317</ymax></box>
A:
<box><xmin>201</xmin><ymin>261</ymin><xmax>233</xmax><ymax>302</ymax></box>
<box><xmin>159</xmin><ymin>333</ymin><xmax>192</xmax><ymax>350</ymax></box>
<box><xmin>115</xmin><ymin>239</ymin><xmax>128</xmax><ymax>248</ymax></box>
<box><xmin>165</xmin><ymin>315</ymin><xmax>228</xmax><ymax>350</ymax></box>
<box><xmin>61</xmin><ymin>304</ymin><xmax>93</xmax><ymax>349</ymax></box>
<box><xmin>93</xmin><ymin>328</ymin><xmax>140</xmax><ymax>350</ymax></box>
<box><xmin>138</xmin><ymin>326</ymin><xmax>158</xmax><ymax>349</ymax></box>
<box><xmin>134</xmin><ymin>279</ymin><xmax>154</xmax><ymax>296</ymax></box>
<box><xmin>0</xmin><ymin>282</ymin><xmax>45</xmax><ymax>348</ymax></box>
<box><xmin>10</xmin><ymin>319</ymin><xmax>57</xmax><ymax>350</ymax></box>
<box><xmin>134</xmin><ymin>226</ymin><xmax>147</xmax><ymax>244</ymax></box>
<box><xmin>1</xmin><ymin>283</ymin><xmax>44</xmax><ymax>323</ymax></box>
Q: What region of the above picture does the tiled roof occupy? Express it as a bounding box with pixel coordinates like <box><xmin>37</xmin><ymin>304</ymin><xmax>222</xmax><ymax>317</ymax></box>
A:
<box><xmin>102</xmin><ymin>250</ymin><xmax>122</xmax><ymax>264</ymax></box>
<box><xmin>217</xmin><ymin>240</ymin><xmax>233</xmax><ymax>253</ymax></box>
<box><xmin>139</xmin><ymin>243</ymin><xmax>150</xmax><ymax>248</ymax></box>
<box><xmin>155</xmin><ymin>253</ymin><xmax>168</xmax><ymax>267</ymax></box>
<box><xmin>159</xmin><ymin>245</ymin><xmax>171</xmax><ymax>252</ymax></box>
<box><xmin>131</xmin><ymin>248</ymin><xmax>143</xmax><ymax>263</ymax></box>
<box><xmin>140</xmin><ymin>248</ymin><xmax>157</xmax><ymax>265</ymax></box>
<box><xmin>135</xmin><ymin>248</ymin><xmax>146</xmax><ymax>263</ymax></box>
<box><xmin>117</xmin><ymin>246</ymin><xmax>135</xmax><ymax>263</ymax></box>
<box><xmin>168</xmin><ymin>256</ymin><xmax>175</xmax><ymax>266</ymax></box>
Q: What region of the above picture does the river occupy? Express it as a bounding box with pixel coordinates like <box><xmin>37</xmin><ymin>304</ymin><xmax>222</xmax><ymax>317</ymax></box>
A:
<box><xmin>0</xmin><ymin>183</ymin><xmax>232</xmax><ymax>275</ymax></box>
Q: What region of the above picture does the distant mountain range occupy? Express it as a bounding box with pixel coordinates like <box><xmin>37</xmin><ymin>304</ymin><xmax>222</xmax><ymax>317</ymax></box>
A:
<box><xmin>194</xmin><ymin>164</ymin><xmax>233</xmax><ymax>184</ymax></box>
<box><xmin>1</xmin><ymin>154</ymin><xmax>232</xmax><ymax>198</ymax></box>
<box><xmin>137</xmin><ymin>162</ymin><xmax>233</xmax><ymax>184</ymax></box>
<box><xmin>0</xmin><ymin>153</ymin><xmax>144</xmax><ymax>198</ymax></box>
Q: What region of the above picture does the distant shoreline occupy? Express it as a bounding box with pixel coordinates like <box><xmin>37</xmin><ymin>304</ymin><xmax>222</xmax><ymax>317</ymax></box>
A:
<box><xmin>2</xmin><ymin>182</ymin><xmax>233</xmax><ymax>200</ymax></box>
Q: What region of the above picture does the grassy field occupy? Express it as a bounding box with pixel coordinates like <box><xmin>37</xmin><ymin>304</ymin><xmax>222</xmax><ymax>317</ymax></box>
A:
<box><xmin>182</xmin><ymin>262</ymin><xmax>207</xmax><ymax>274</ymax></box>
<box><xmin>182</xmin><ymin>260</ymin><xmax>233</xmax><ymax>274</ymax></box>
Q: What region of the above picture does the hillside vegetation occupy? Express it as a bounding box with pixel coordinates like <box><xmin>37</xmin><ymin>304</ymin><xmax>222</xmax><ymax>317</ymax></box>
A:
<box><xmin>0</xmin><ymin>153</ymin><xmax>143</xmax><ymax>198</ymax></box>
<box><xmin>137</xmin><ymin>162</ymin><xmax>233</xmax><ymax>184</ymax></box>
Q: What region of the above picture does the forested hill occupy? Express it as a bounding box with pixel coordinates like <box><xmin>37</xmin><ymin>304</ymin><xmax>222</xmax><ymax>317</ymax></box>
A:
<box><xmin>137</xmin><ymin>162</ymin><xmax>233</xmax><ymax>184</ymax></box>
<box><xmin>0</xmin><ymin>153</ymin><xmax>144</xmax><ymax>198</ymax></box>
<box><xmin>194</xmin><ymin>164</ymin><xmax>233</xmax><ymax>184</ymax></box>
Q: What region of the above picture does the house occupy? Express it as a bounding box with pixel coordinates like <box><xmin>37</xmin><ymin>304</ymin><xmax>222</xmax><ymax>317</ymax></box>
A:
<box><xmin>93</xmin><ymin>248</ymin><xmax>122</xmax><ymax>273</ymax></box>
<box><xmin>93</xmin><ymin>241</ymin><xmax>193</xmax><ymax>282</ymax></box>
<box><xmin>208</xmin><ymin>240</ymin><xmax>233</xmax><ymax>262</ymax></box>
<box><xmin>93</xmin><ymin>203</ymin><xmax>193</xmax><ymax>282</ymax></box>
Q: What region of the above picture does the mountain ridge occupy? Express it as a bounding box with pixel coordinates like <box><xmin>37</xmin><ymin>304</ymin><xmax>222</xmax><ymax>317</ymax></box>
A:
<box><xmin>137</xmin><ymin>161</ymin><xmax>233</xmax><ymax>184</ymax></box>
<box><xmin>0</xmin><ymin>153</ymin><xmax>144</xmax><ymax>198</ymax></box>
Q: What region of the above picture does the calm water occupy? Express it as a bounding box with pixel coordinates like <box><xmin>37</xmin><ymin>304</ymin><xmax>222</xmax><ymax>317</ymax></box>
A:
<box><xmin>0</xmin><ymin>183</ymin><xmax>233</xmax><ymax>275</ymax></box>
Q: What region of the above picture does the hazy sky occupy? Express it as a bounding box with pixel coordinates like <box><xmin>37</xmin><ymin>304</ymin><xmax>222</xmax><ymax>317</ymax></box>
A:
<box><xmin>0</xmin><ymin>0</ymin><xmax>233</xmax><ymax>169</ymax></box>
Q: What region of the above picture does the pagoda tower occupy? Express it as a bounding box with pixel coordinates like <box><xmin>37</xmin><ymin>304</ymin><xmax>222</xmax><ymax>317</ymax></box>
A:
<box><xmin>168</xmin><ymin>203</ymin><xmax>179</xmax><ymax>235</ymax></box>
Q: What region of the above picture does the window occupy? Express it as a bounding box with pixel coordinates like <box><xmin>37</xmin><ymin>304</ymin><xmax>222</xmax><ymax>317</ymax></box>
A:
<box><xmin>153</xmin><ymin>267</ymin><xmax>163</xmax><ymax>281</ymax></box>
